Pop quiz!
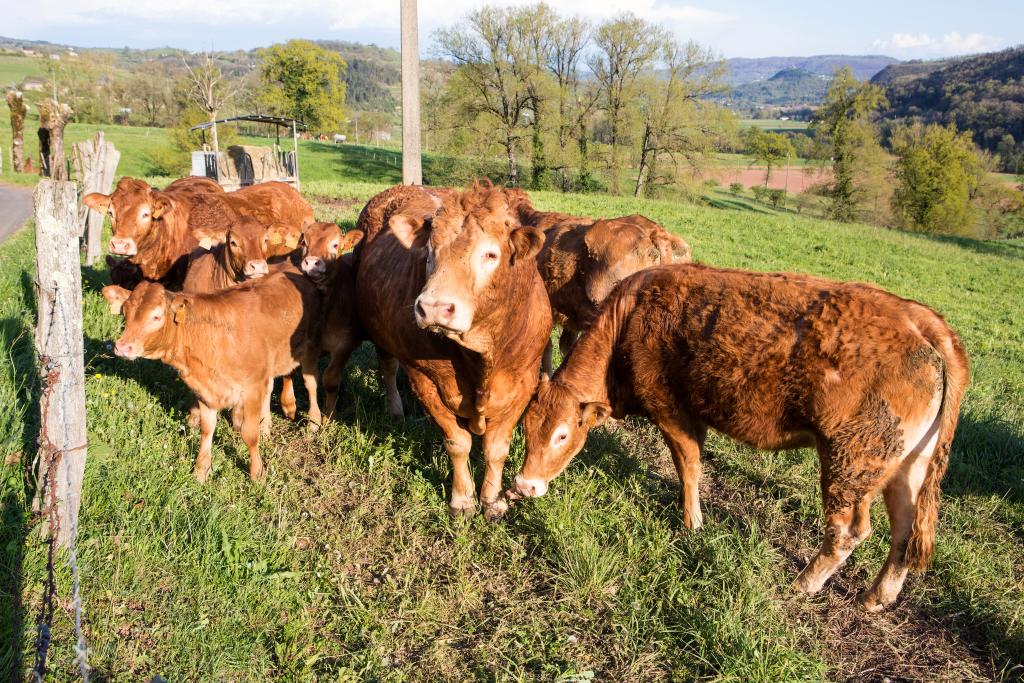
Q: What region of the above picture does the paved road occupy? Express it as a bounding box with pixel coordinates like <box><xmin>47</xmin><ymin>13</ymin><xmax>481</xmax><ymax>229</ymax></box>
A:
<box><xmin>0</xmin><ymin>183</ymin><xmax>33</xmax><ymax>245</ymax></box>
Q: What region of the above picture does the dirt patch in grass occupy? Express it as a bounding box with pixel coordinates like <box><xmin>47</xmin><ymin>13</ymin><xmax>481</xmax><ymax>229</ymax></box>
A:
<box><xmin>308</xmin><ymin>195</ymin><xmax>362</xmax><ymax>214</ymax></box>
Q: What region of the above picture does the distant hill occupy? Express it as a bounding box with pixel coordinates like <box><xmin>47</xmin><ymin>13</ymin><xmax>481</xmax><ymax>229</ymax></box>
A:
<box><xmin>874</xmin><ymin>47</ymin><xmax>1024</xmax><ymax>152</ymax></box>
<box><xmin>717</xmin><ymin>67</ymin><xmax>831</xmax><ymax>109</ymax></box>
<box><xmin>317</xmin><ymin>41</ymin><xmax>400</xmax><ymax>112</ymax></box>
<box><xmin>723</xmin><ymin>55</ymin><xmax>898</xmax><ymax>86</ymax></box>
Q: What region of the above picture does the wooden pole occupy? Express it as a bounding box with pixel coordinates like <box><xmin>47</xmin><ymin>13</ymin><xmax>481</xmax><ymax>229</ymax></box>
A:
<box><xmin>400</xmin><ymin>0</ymin><xmax>422</xmax><ymax>185</ymax></box>
<box><xmin>6</xmin><ymin>91</ymin><xmax>27</xmax><ymax>173</ymax></box>
<box><xmin>32</xmin><ymin>180</ymin><xmax>88</xmax><ymax>548</ymax></box>
<box><xmin>37</xmin><ymin>99</ymin><xmax>73</xmax><ymax>181</ymax></box>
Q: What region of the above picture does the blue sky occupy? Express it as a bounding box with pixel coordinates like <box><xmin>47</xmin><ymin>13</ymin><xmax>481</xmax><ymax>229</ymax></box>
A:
<box><xmin>9</xmin><ymin>0</ymin><xmax>1022</xmax><ymax>59</ymax></box>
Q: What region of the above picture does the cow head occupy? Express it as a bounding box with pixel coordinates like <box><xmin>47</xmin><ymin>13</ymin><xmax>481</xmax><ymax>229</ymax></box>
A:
<box><xmin>107</xmin><ymin>281</ymin><xmax>182</xmax><ymax>360</ymax></box>
<box><xmin>300</xmin><ymin>223</ymin><xmax>364</xmax><ymax>280</ymax></box>
<box><xmin>266</xmin><ymin>222</ymin><xmax>303</xmax><ymax>258</ymax></box>
<box><xmin>84</xmin><ymin>177</ymin><xmax>171</xmax><ymax>257</ymax></box>
<box><xmin>581</xmin><ymin>221</ymin><xmax>666</xmax><ymax>306</ymax></box>
<box><xmin>221</xmin><ymin>216</ymin><xmax>270</xmax><ymax>279</ymax></box>
<box><xmin>408</xmin><ymin>185</ymin><xmax>544</xmax><ymax>337</ymax></box>
<box><xmin>512</xmin><ymin>375</ymin><xmax>611</xmax><ymax>498</ymax></box>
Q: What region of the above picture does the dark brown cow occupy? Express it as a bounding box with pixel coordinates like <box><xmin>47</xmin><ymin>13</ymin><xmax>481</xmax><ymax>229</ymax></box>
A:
<box><xmin>357</xmin><ymin>184</ymin><xmax>552</xmax><ymax>519</ymax></box>
<box><xmin>512</xmin><ymin>264</ymin><xmax>969</xmax><ymax>611</ymax></box>
<box><xmin>537</xmin><ymin>215</ymin><xmax>692</xmax><ymax>373</ymax></box>
<box><xmin>84</xmin><ymin>178</ymin><xmax>314</xmax><ymax>284</ymax></box>
<box><xmin>296</xmin><ymin>223</ymin><xmax>403</xmax><ymax>419</ymax></box>
<box><xmin>102</xmin><ymin>271</ymin><xmax>323</xmax><ymax>482</ymax></box>
<box><xmin>354</xmin><ymin>183</ymin><xmax>454</xmax><ymax>246</ymax></box>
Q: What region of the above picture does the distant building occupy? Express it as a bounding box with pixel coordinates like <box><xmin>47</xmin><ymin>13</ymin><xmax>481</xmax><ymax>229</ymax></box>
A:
<box><xmin>21</xmin><ymin>76</ymin><xmax>45</xmax><ymax>92</ymax></box>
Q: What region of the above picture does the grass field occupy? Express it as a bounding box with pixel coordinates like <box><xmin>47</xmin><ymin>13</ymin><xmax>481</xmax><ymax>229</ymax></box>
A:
<box><xmin>0</xmin><ymin>55</ymin><xmax>43</xmax><ymax>90</ymax></box>
<box><xmin>0</xmin><ymin>166</ymin><xmax>1022</xmax><ymax>680</ymax></box>
<box><xmin>740</xmin><ymin>119</ymin><xmax>811</xmax><ymax>132</ymax></box>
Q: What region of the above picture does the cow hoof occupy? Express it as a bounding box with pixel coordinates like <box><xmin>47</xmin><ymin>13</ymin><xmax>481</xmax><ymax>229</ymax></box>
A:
<box><xmin>193</xmin><ymin>466</ymin><xmax>211</xmax><ymax>484</ymax></box>
<box><xmin>448</xmin><ymin>500</ymin><xmax>476</xmax><ymax>520</ymax></box>
<box><xmin>792</xmin><ymin>572</ymin><xmax>823</xmax><ymax>595</ymax></box>
<box><xmin>187</xmin><ymin>409</ymin><xmax>200</xmax><ymax>429</ymax></box>
<box><xmin>306</xmin><ymin>420</ymin><xmax>321</xmax><ymax>434</ymax></box>
<box><xmin>857</xmin><ymin>591</ymin><xmax>889</xmax><ymax>614</ymax></box>
<box><xmin>482</xmin><ymin>498</ymin><xmax>509</xmax><ymax>522</ymax></box>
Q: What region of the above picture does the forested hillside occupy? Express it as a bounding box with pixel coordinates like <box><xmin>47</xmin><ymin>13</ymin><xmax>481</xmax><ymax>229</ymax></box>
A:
<box><xmin>722</xmin><ymin>54</ymin><xmax>897</xmax><ymax>86</ymax></box>
<box><xmin>874</xmin><ymin>47</ymin><xmax>1024</xmax><ymax>162</ymax></box>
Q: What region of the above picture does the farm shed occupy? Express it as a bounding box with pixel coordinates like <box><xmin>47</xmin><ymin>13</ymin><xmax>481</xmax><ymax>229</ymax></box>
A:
<box><xmin>190</xmin><ymin>114</ymin><xmax>306</xmax><ymax>190</ymax></box>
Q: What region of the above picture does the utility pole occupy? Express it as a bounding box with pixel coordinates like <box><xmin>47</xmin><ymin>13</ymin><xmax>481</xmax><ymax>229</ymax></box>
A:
<box><xmin>401</xmin><ymin>0</ymin><xmax>422</xmax><ymax>185</ymax></box>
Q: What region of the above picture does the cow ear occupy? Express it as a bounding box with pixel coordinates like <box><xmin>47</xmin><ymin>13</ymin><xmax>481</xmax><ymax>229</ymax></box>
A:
<box><xmin>340</xmin><ymin>229</ymin><xmax>364</xmax><ymax>252</ymax></box>
<box><xmin>193</xmin><ymin>226</ymin><xmax>224</xmax><ymax>250</ymax></box>
<box><xmin>101</xmin><ymin>285</ymin><xmax>131</xmax><ymax>315</ymax></box>
<box><xmin>580</xmin><ymin>402</ymin><xmax>611</xmax><ymax>428</ymax></box>
<box><xmin>388</xmin><ymin>214</ymin><xmax>427</xmax><ymax>249</ymax></box>
<box><xmin>83</xmin><ymin>192</ymin><xmax>110</xmax><ymax>211</ymax></box>
<box><xmin>509</xmin><ymin>226</ymin><xmax>544</xmax><ymax>263</ymax></box>
<box><xmin>151</xmin><ymin>194</ymin><xmax>173</xmax><ymax>219</ymax></box>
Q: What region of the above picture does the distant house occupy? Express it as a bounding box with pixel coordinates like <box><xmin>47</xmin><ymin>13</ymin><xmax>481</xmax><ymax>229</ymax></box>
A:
<box><xmin>21</xmin><ymin>76</ymin><xmax>45</xmax><ymax>92</ymax></box>
<box><xmin>49</xmin><ymin>53</ymin><xmax>61</xmax><ymax>61</ymax></box>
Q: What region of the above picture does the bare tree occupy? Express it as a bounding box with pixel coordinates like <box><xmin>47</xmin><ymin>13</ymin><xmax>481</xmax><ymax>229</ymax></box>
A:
<box><xmin>181</xmin><ymin>52</ymin><xmax>238</xmax><ymax>152</ymax></box>
<box><xmin>435</xmin><ymin>6</ymin><xmax>531</xmax><ymax>184</ymax></box>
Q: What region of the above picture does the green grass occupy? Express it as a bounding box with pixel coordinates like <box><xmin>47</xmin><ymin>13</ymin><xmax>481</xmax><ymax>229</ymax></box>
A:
<box><xmin>0</xmin><ymin>55</ymin><xmax>43</xmax><ymax>90</ymax></box>
<box><xmin>1</xmin><ymin>134</ymin><xmax>1023</xmax><ymax>680</ymax></box>
<box><xmin>741</xmin><ymin>119</ymin><xmax>810</xmax><ymax>132</ymax></box>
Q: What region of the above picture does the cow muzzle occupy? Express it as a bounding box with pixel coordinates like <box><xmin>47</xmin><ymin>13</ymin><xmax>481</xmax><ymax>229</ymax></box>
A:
<box><xmin>414</xmin><ymin>293</ymin><xmax>470</xmax><ymax>334</ymax></box>
<box><xmin>244</xmin><ymin>259</ymin><xmax>269</xmax><ymax>278</ymax></box>
<box><xmin>512</xmin><ymin>474</ymin><xmax>548</xmax><ymax>498</ymax></box>
<box><xmin>300</xmin><ymin>256</ymin><xmax>326</xmax><ymax>279</ymax></box>
<box><xmin>109</xmin><ymin>237</ymin><xmax>138</xmax><ymax>256</ymax></box>
<box><xmin>114</xmin><ymin>338</ymin><xmax>140</xmax><ymax>360</ymax></box>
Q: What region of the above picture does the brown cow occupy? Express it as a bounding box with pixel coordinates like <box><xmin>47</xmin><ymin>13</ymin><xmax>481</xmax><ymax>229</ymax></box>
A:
<box><xmin>296</xmin><ymin>223</ymin><xmax>403</xmax><ymax>419</ymax></box>
<box><xmin>165</xmin><ymin>176</ymin><xmax>224</xmax><ymax>194</ymax></box>
<box><xmin>357</xmin><ymin>183</ymin><xmax>552</xmax><ymax>520</ymax></box>
<box><xmin>84</xmin><ymin>178</ymin><xmax>314</xmax><ymax>284</ymax></box>
<box><xmin>511</xmin><ymin>264</ymin><xmax>969</xmax><ymax>611</ymax></box>
<box><xmin>102</xmin><ymin>271</ymin><xmax>323</xmax><ymax>482</ymax></box>
<box><xmin>183</xmin><ymin>216</ymin><xmax>271</xmax><ymax>293</ymax></box>
<box><xmin>537</xmin><ymin>215</ymin><xmax>692</xmax><ymax>373</ymax></box>
<box><xmin>354</xmin><ymin>183</ymin><xmax>455</xmax><ymax>246</ymax></box>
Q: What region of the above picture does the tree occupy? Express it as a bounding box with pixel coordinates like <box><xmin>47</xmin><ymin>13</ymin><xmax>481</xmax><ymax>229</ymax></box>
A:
<box><xmin>744</xmin><ymin>128</ymin><xmax>794</xmax><ymax>188</ymax></box>
<box><xmin>632</xmin><ymin>38</ymin><xmax>728</xmax><ymax>197</ymax></box>
<box><xmin>590</xmin><ymin>13</ymin><xmax>664</xmax><ymax>194</ymax></box>
<box><xmin>181</xmin><ymin>52</ymin><xmax>238</xmax><ymax>152</ymax></box>
<box><xmin>891</xmin><ymin>123</ymin><xmax>986</xmax><ymax>234</ymax></box>
<box><xmin>810</xmin><ymin>68</ymin><xmax>888</xmax><ymax>222</ymax></box>
<box><xmin>6</xmin><ymin>91</ymin><xmax>27</xmax><ymax>172</ymax></box>
<box><xmin>435</xmin><ymin>6</ymin><xmax>533</xmax><ymax>184</ymax></box>
<box><xmin>259</xmin><ymin>40</ymin><xmax>348</xmax><ymax>133</ymax></box>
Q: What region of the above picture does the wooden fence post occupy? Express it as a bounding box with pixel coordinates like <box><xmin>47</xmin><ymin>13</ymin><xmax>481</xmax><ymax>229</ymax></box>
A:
<box><xmin>73</xmin><ymin>131</ymin><xmax>120</xmax><ymax>266</ymax></box>
<box><xmin>37</xmin><ymin>99</ymin><xmax>74</xmax><ymax>182</ymax></box>
<box><xmin>32</xmin><ymin>180</ymin><xmax>88</xmax><ymax>548</ymax></box>
<box><xmin>6</xmin><ymin>91</ymin><xmax>27</xmax><ymax>173</ymax></box>
<box><xmin>400</xmin><ymin>0</ymin><xmax>422</xmax><ymax>185</ymax></box>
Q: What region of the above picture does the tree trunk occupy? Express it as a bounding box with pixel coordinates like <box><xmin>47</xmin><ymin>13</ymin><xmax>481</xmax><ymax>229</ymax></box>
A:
<box><xmin>6</xmin><ymin>91</ymin><xmax>27</xmax><ymax>173</ymax></box>
<box><xmin>210</xmin><ymin>110</ymin><xmax>220</xmax><ymax>153</ymax></box>
<box><xmin>609</xmin><ymin>112</ymin><xmax>621</xmax><ymax>195</ymax></box>
<box><xmin>634</xmin><ymin>125</ymin><xmax>652</xmax><ymax>198</ymax></box>
<box><xmin>37</xmin><ymin>99</ymin><xmax>74</xmax><ymax>181</ymax></box>
<box><xmin>32</xmin><ymin>180</ymin><xmax>88</xmax><ymax>548</ymax></box>
<box><xmin>506</xmin><ymin>133</ymin><xmax>518</xmax><ymax>186</ymax></box>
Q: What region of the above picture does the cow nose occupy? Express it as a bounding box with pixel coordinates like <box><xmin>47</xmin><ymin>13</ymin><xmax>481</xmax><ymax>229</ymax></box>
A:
<box><xmin>514</xmin><ymin>474</ymin><xmax>547</xmax><ymax>498</ymax></box>
<box><xmin>415</xmin><ymin>295</ymin><xmax>457</xmax><ymax>328</ymax></box>
<box><xmin>109</xmin><ymin>238</ymin><xmax>136</xmax><ymax>256</ymax></box>
<box><xmin>245</xmin><ymin>259</ymin><xmax>269</xmax><ymax>278</ymax></box>
<box><xmin>114</xmin><ymin>339</ymin><xmax>135</xmax><ymax>358</ymax></box>
<box><xmin>301</xmin><ymin>256</ymin><xmax>324</xmax><ymax>275</ymax></box>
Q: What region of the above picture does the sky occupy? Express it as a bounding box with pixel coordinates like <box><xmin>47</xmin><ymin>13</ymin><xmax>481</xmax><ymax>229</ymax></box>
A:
<box><xmin>7</xmin><ymin>0</ymin><xmax>1023</xmax><ymax>60</ymax></box>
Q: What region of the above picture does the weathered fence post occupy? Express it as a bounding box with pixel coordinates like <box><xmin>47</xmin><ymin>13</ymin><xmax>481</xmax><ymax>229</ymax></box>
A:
<box><xmin>73</xmin><ymin>131</ymin><xmax>120</xmax><ymax>266</ymax></box>
<box><xmin>6</xmin><ymin>90</ymin><xmax>27</xmax><ymax>173</ymax></box>
<box><xmin>32</xmin><ymin>180</ymin><xmax>88</xmax><ymax>549</ymax></box>
<box><xmin>400</xmin><ymin>0</ymin><xmax>422</xmax><ymax>185</ymax></box>
<box><xmin>37</xmin><ymin>99</ymin><xmax>74</xmax><ymax>181</ymax></box>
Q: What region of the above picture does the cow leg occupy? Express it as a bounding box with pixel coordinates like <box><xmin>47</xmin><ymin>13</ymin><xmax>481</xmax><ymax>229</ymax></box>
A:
<box><xmin>242</xmin><ymin>387</ymin><xmax>267</xmax><ymax>482</ymax></box>
<box><xmin>378</xmin><ymin>349</ymin><xmax>404</xmax><ymax>418</ymax></box>
<box><xmin>654</xmin><ymin>417</ymin><xmax>708</xmax><ymax>530</ymax></box>
<box><xmin>541</xmin><ymin>339</ymin><xmax>554</xmax><ymax>377</ymax></box>
<box><xmin>323</xmin><ymin>339</ymin><xmax>358</xmax><ymax>421</ymax></box>
<box><xmin>279</xmin><ymin>374</ymin><xmax>297</xmax><ymax>421</ymax></box>
<box><xmin>187</xmin><ymin>400</ymin><xmax>201</xmax><ymax>429</ymax></box>
<box><xmin>558</xmin><ymin>328</ymin><xmax>579</xmax><ymax>362</ymax></box>
<box><xmin>407</xmin><ymin>367</ymin><xmax>475</xmax><ymax>518</ymax></box>
<box><xmin>301</xmin><ymin>352</ymin><xmax>322</xmax><ymax>433</ymax></box>
<box><xmin>261</xmin><ymin>377</ymin><xmax>273</xmax><ymax>437</ymax></box>
<box><xmin>480</xmin><ymin>419</ymin><xmax>516</xmax><ymax>522</ymax></box>
<box><xmin>795</xmin><ymin>438</ymin><xmax>883</xmax><ymax>594</ymax></box>
<box><xmin>193</xmin><ymin>400</ymin><xmax>218</xmax><ymax>484</ymax></box>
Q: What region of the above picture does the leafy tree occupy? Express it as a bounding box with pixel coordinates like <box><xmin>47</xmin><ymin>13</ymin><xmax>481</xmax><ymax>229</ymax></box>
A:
<box><xmin>259</xmin><ymin>40</ymin><xmax>347</xmax><ymax>133</ymax></box>
<box><xmin>590</xmin><ymin>13</ymin><xmax>664</xmax><ymax>194</ymax></box>
<box><xmin>811</xmin><ymin>68</ymin><xmax>888</xmax><ymax>222</ymax></box>
<box><xmin>181</xmin><ymin>51</ymin><xmax>239</xmax><ymax>152</ymax></box>
<box><xmin>891</xmin><ymin>123</ymin><xmax>986</xmax><ymax>234</ymax></box>
<box><xmin>632</xmin><ymin>39</ymin><xmax>729</xmax><ymax>197</ymax></box>
<box><xmin>744</xmin><ymin>128</ymin><xmax>794</xmax><ymax>187</ymax></box>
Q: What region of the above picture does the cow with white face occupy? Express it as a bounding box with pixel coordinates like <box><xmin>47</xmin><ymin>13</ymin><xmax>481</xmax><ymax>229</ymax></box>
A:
<box><xmin>357</xmin><ymin>183</ymin><xmax>552</xmax><ymax>520</ymax></box>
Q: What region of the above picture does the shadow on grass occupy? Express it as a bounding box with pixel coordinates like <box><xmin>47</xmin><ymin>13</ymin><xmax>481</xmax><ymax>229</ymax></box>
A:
<box><xmin>944</xmin><ymin>414</ymin><xmax>1024</xmax><ymax>505</ymax></box>
<box><xmin>917</xmin><ymin>231</ymin><xmax>1024</xmax><ymax>261</ymax></box>
<box><xmin>0</xmin><ymin>488</ymin><xmax>28</xmax><ymax>681</ymax></box>
<box><xmin>704</xmin><ymin>195</ymin><xmax>778</xmax><ymax>215</ymax></box>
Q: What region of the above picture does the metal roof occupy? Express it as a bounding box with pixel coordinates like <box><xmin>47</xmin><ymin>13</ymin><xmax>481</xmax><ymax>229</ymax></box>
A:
<box><xmin>190</xmin><ymin>114</ymin><xmax>308</xmax><ymax>131</ymax></box>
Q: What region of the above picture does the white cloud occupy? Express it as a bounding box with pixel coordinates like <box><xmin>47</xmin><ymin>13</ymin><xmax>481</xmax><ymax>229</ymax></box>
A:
<box><xmin>873</xmin><ymin>31</ymin><xmax>1006</xmax><ymax>57</ymax></box>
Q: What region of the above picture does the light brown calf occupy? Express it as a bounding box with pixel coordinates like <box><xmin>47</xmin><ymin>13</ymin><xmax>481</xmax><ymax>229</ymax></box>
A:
<box><xmin>513</xmin><ymin>264</ymin><xmax>968</xmax><ymax>611</ymax></box>
<box><xmin>103</xmin><ymin>272</ymin><xmax>323</xmax><ymax>482</ymax></box>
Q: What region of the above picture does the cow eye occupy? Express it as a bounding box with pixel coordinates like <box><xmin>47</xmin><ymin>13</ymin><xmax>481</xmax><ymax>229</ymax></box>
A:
<box><xmin>230</xmin><ymin>239</ymin><xmax>238</xmax><ymax>248</ymax></box>
<box><xmin>151</xmin><ymin>312</ymin><xmax>162</xmax><ymax>321</ymax></box>
<box><xmin>141</xmin><ymin>212</ymin><xmax>150</xmax><ymax>219</ymax></box>
<box><xmin>483</xmin><ymin>251</ymin><xmax>499</xmax><ymax>261</ymax></box>
<box><xmin>557</xmin><ymin>432</ymin><xmax>567</xmax><ymax>443</ymax></box>
<box><xmin>330</xmin><ymin>241</ymin><xmax>340</xmax><ymax>252</ymax></box>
